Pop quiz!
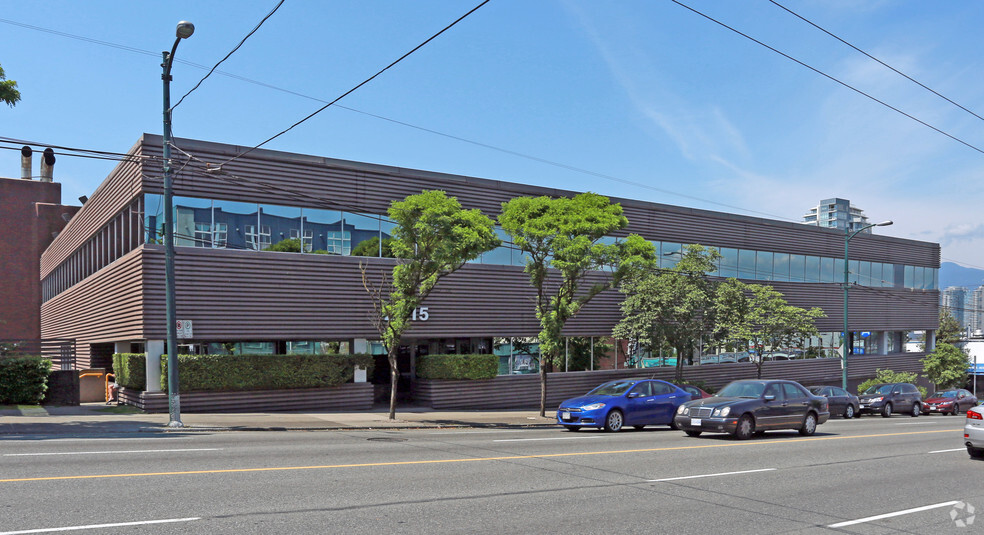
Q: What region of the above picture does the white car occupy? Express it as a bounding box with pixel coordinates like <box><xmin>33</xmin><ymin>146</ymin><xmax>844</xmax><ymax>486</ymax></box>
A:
<box><xmin>965</xmin><ymin>405</ymin><xmax>984</xmax><ymax>459</ymax></box>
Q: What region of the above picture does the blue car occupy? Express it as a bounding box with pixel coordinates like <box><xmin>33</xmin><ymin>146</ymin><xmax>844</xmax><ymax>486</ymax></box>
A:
<box><xmin>557</xmin><ymin>378</ymin><xmax>692</xmax><ymax>432</ymax></box>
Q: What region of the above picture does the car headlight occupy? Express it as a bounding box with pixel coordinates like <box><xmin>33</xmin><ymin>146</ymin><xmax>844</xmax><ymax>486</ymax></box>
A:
<box><xmin>583</xmin><ymin>403</ymin><xmax>605</xmax><ymax>411</ymax></box>
<box><xmin>676</xmin><ymin>404</ymin><xmax>688</xmax><ymax>415</ymax></box>
<box><xmin>940</xmin><ymin>401</ymin><xmax>953</xmax><ymax>405</ymax></box>
<box><xmin>868</xmin><ymin>396</ymin><xmax>883</xmax><ymax>403</ymax></box>
<box><xmin>712</xmin><ymin>406</ymin><xmax>731</xmax><ymax>417</ymax></box>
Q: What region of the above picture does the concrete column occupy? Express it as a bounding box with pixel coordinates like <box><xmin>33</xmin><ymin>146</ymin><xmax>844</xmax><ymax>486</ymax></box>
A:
<box><xmin>352</xmin><ymin>339</ymin><xmax>369</xmax><ymax>382</ymax></box>
<box><xmin>114</xmin><ymin>341</ymin><xmax>132</xmax><ymax>355</ymax></box>
<box><xmin>878</xmin><ymin>332</ymin><xmax>889</xmax><ymax>355</ymax></box>
<box><xmin>926</xmin><ymin>330</ymin><xmax>936</xmax><ymax>352</ymax></box>
<box><xmin>145</xmin><ymin>340</ymin><xmax>163</xmax><ymax>393</ymax></box>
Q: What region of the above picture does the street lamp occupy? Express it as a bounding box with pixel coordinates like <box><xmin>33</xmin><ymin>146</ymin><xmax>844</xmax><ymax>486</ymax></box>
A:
<box><xmin>842</xmin><ymin>220</ymin><xmax>893</xmax><ymax>390</ymax></box>
<box><xmin>162</xmin><ymin>20</ymin><xmax>194</xmax><ymax>428</ymax></box>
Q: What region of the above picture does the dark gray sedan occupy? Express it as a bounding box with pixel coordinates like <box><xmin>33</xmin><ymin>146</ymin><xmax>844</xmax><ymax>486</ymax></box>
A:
<box><xmin>674</xmin><ymin>379</ymin><xmax>830</xmax><ymax>440</ymax></box>
<box><xmin>808</xmin><ymin>385</ymin><xmax>860</xmax><ymax>419</ymax></box>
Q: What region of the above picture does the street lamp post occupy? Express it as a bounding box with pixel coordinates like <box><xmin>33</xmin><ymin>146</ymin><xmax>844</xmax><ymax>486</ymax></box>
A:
<box><xmin>842</xmin><ymin>220</ymin><xmax>893</xmax><ymax>391</ymax></box>
<box><xmin>162</xmin><ymin>20</ymin><xmax>194</xmax><ymax>428</ymax></box>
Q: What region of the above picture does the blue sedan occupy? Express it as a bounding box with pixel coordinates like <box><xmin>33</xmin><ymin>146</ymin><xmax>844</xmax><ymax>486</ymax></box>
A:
<box><xmin>557</xmin><ymin>378</ymin><xmax>692</xmax><ymax>432</ymax></box>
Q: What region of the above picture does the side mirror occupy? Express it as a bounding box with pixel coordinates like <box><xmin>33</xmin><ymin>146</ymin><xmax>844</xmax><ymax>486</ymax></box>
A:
<box><xmin>627</xmin><ymin>392</ymin><xmax>641</xmax><ymax>398</ymax></box>
<box><xmin>892</xmin><ymin>390</ymin><xmax>901</xmax><ymax>395</ymax></box>
<box><xmin>763</xmin><ymin>394</ymin><xmax>776</xmax><ymax>402</ymax></box>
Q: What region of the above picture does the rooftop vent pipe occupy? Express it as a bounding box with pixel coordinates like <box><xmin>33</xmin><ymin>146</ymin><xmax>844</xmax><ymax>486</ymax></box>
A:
<box><xmin>40</xmin><ymin>148</ymin><xmax>55</xmax><ymax>182</ymax></box>
<box><xmin>20</xmin><ymin>146</ymin><xmax>32</xmax><ymax>179</ymax></box>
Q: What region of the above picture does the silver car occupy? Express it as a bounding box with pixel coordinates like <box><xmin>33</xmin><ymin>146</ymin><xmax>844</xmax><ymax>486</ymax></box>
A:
<box><xmin>966</xmin><ymin>405</ymin><xmax>984</xmax><ymax>459</ymax></box>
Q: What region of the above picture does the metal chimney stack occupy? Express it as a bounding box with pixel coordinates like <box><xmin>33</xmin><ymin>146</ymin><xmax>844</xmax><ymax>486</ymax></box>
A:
<box><xmin>20</xmin><ymin>146</ymin><xmax>32</xmax><ymax>179</ymax></box>
<box><xmin>40</xmin><ymin>148</ymin><xmax>55</xmax><ymax>182</ymax></box>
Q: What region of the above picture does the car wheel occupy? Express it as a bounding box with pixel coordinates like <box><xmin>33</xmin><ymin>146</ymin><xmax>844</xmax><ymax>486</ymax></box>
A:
<box><xmin>684</xmin><ymin>430</ymin><xmax>702</xmax><ymax>437</ymax></box>
<box><xmin>634</xmin><ymin>425</ymin><xmax>646</xmax><ymax>431</ymax></box>
<box><xmin>911</xmin><ymin>403</ymin><xmax>920</xmax><ymax>417</ymax></box>
<box><xmin>844</xmin><ymin>404</ymin><xmax>855</xmax><ymax>419</ymax></box>
<box><xmin>734</xmin><ymin>414</ymin><xmax>755</xmax><ymax>440</ymax></box>
<box><xmin>604</xmin><ymin>410</ymin><xmax>623</xmax><ymax>432</ymax></box>
<box><xmin>968</xmin><ymin>446</ymin><xmax>984</xmax><ymax>459</ymax></box>
<box><xmin>669</xmin><ymin>418</ymin><xmax>679</xmax><ymax>431</ymax></box>
<box><xmin>881</xmin><ymin>402</ymin><xmax>893</xmax><ymax>418</ymax></box>
<box><xmin>565</xmin><ymin>426</ymin><xmax>580</xmax><ymax>432</ymax></box>
<box><xmin>799</xmin><ymin>412</ymin><xmax>818</xmax><ymax>436</ymax></box>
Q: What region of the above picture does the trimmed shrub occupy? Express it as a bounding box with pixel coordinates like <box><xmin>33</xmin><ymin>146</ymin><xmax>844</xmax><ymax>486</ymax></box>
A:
<box><xmin>112</xmin><ymin>353</ymin><xmax>146</xmax><ymax>390</ymax></box>
<box><xmin>160</xmin><ymin>353</ymin><xmax>374</xmax><ymax>392</ymax></box>
<box><xmin>416</xmin><ymin>354</ymin><xmax>498</xmax><ymax>380</ymax></box>
<box><xmin>0</xmin><ymin>356</ymin><xmax>51</xmax><ymax>404</ymax></box>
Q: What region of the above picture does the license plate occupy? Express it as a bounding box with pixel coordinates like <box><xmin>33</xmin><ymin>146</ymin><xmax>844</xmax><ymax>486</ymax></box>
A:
<box><xmin>691</xmin><ymin>418</ymin><xmax>702</xmax><ymax>426</ymax></box>
<box><xmin>562</xmin><ymin>411</ymin><xmax>571</xmax><ymax>420</ymax></box>
<box><xmin>931</xmin><ymin>405</ymin><xmax>937</xmax><ymax>410</ymax></box>
<box><xmin>860</xmin><ymin>404</ymin><xmax>867</xmax><ymax>409</ymax></box>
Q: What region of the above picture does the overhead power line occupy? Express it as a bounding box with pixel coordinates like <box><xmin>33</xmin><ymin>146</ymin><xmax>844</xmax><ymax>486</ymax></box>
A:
<box><xmin>768</xmin><ymin>0</ymin><xmax>984</xmax><ymax>124</ymax></box>
<box><xmin>671</xmin><ymin>0</ymin><xmax>984</xmax><ymax>156</ymax></box>
<box><xmin>216</xmin><ymin>0</ymin><xmax>491</xmax><ymax>167</ymax></box>
<box><xmin>171</xmin><ymin>0</ymin><xmax>285</xmax><ymax>111</ymax></box>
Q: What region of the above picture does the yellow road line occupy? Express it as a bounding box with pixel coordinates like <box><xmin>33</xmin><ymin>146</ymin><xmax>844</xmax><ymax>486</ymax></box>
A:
<box><xmin>0</xmin><ymin>428</ymin><xmax>958</xmax><ymax>483</ymax></box>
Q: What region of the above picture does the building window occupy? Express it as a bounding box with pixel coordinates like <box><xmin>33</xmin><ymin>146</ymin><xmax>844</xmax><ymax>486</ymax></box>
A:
<box><xmin>246</xmin><ymin>225</ymin><xmax>272</xmax><ymax>250</ymax></box>
<box><xmin>290</xmin><ymin>228</ymin><xmax>313</xmax><ymax>252</ymax></box>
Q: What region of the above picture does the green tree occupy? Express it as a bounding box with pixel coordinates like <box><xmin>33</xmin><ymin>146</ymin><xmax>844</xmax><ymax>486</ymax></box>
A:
<box><xmin>921</xmin><ymin>342</ymin><xmax>969</xmax><ymax>389</ymax></box>
<box><xmin>936</xmin><ymin>308</ymin><xmax>962</xmax><ymax>345</ymax></box>
<box><xmin>352</xmin><ymin>236</ymin><xmax>395</xmax><ymax>257</ymax></box>
<box><xmin>0</xmin><ymin>64</ymin><xmax>20</xmax><ymax>107</ymax></box>
<box><xmin>500</xmin><ymin>192</ymin><xmax>655</xmax><ymax>416</ymax></box>
<box><xmin>266</xmin><ymin>238</ymin><xmax>302</xmax><ymax>252</ymax></box>
<box><xmin>713</xmin><ymin>279</ymin><xmax>825</xmax><ymax>379</ymax></box>
<box><xmin>614</xmin><ymin>244</ymin><xmax>720</xmax><ymax>382</ymax></box>
<box><xmin>362</xmin><ymin>190</ymin><xmax>499</xmax><ymax>419</ymax></box>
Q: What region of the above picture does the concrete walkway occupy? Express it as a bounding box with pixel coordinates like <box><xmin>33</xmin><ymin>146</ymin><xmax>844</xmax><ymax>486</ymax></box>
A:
<box><xmin>0</xmin><ymin>403</ymin><xmax>559</xmax><ymax>435</ymax></box>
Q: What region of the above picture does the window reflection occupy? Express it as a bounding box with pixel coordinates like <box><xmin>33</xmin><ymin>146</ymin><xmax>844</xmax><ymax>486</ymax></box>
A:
<box><xmin>756</xmin><ymin>251</ymin><xmax>773</xmax><ymax>280</ymax></box>
<box><xmin>738</xmin><ymin>249</ymin><xmax>756</xmax><ymax>279</ymax></box>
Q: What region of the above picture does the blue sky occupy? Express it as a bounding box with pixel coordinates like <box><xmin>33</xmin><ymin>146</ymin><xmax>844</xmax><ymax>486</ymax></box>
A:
<box><xmin>2</xmin><ymin>1</ymin><xmax>983</xmax><ymax>268</ymax></box>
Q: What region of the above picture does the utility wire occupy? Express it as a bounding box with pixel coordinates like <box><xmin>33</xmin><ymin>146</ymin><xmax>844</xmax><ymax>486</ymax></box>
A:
<box><xmin>768</xmin><ymin>0</ymin><xmax>984</xmax><ymax>124</ymax></box>
<box><xmin>671</xmin><ymin>0</ymin><xmax>984</xmax><ymax>156</ymax></box>
<box><xmin>171</xmin><ymin>0</ymin><xmax>285</xmax><ymax>111</ymax></box>
<box><xmin>217</xmin><ymin>0</ymin><xmax>491</xmax><ymax>167</ymax></box>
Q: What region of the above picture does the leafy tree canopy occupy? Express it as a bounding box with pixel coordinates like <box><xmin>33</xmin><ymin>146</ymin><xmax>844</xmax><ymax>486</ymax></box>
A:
<box><xmin>0</xmin><ymin>64</ymin><xmax>21</xmax><ymax>107</ymax></box>
<box><xmin>921</xmin><ymin>342</ymin><xmax>969</xmax><ymax>389</ymax></box>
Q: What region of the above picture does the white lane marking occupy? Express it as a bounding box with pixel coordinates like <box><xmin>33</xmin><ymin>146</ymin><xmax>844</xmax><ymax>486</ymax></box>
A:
<box><xmin>828</xmin><ymin>501</ymin><xmax>960</xmax><ymax>528</ymax></box>
<box><xmin>0</xmin><ymin>517</ymin><xmax>200</xmax><ymax>534</ymax></box>
<box><xmin>894</xmin><ymin>422</ymin><xmax>941</xmax><ymax>425</ymax></box>
<box><xmin>928</xmin><ymin>448</ymin><xmax>965</xmax><ymax>454</ymax></box>
<box><xmin>4</xmin><ymin>448</ymin><xmax>220</xmax><ymax>457</ymax></box>
<box><xmin>647</xmin><ymin>468</ymin><xmax>776</xmax><ymax>482</ymax></box>
<box><xmin>493</xmin><ymin>436</ymin><xmax>602</xmax><ymax>442</ymax></box>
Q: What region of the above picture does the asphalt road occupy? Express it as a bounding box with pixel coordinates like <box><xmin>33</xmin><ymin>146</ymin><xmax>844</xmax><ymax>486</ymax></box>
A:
<box><xmin>0</xmin><ymin>414</ymin><xmax>978</xmax><ymax>534</ymax></box>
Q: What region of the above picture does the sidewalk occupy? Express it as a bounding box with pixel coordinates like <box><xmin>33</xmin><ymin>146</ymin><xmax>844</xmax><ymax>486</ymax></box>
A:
<box><xmin>0</xmin><ymin>403</ymin><xmax>559</xmax><ymax>435</ymax></box>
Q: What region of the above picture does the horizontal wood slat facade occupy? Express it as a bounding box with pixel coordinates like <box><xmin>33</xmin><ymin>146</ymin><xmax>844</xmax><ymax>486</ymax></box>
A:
<box><xmin>118</xmin><ymin>383</ymin><xmax>373</xmax><ymax>413</ymax></box>
<box><xmin>413</xmin><ymin>354</ymin><xmax>929</xmax><ymax>410</ymax></box>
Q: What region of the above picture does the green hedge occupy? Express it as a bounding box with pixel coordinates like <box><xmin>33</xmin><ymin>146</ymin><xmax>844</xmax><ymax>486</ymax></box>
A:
<box><xmin>160</xmin><ymin>353</ymin><xmax>374</xmax><ymax>392</ymax></box>
<box><xmin>0</xmin><ymin>356</ymin><xmax>51</xmax><ymax>404</ymax></box>
<box><xmin>416</xmin><ymin>354</ymin><xmax>498</xmax><ymax>380</ymax></box>
<box><xmin>112</xmin><ymin>353</ymin><xmax>146</xmax><ymax>390</ymax></box>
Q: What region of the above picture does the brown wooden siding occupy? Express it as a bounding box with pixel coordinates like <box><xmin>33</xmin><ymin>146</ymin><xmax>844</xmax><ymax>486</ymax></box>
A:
<box><xmin>413</xmin><ymin>353</ymin><xmax>928</xmax><ymax>410</ymax></box>
<box><xmin>41</xmin><ymin>140</ymin><xmax>145</xmax><ymax>276</ymax></box>
<box><xmin>139</xmin><ymin>134</ymin><xmax>939</xmax><ymax>268</ymax></box>
<box><xmin>118</xmin><ymin>383</ymin><xmax>373</xmax><ymax>413</ymax></box>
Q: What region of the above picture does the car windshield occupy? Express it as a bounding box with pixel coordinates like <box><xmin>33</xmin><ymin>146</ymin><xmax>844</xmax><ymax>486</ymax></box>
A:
<box><xmin>931</xmin><ymin>391</ymin><xmax>958</xmax><ymax>398</ymax></box>
<box><xmin>717</xmin><ymin>382</ymin><xmax>765</xmax><ymax>398</ymax></box>
<box><xmin>807</xmin><ymin>386</ymin><xmax>823</xmax><ymax>395</ymax></box>
<box><xmin>587</xmin><ymin>381</ymin><xmax>635</xmax><ymax>396</ymax></box>
<box><xmin>863</xmin><ymin>384</ymin><xmax>894</xmax><ymax>395</ymax></box>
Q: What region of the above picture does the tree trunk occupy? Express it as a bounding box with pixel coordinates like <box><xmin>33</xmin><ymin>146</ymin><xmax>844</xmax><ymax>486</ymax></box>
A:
<box><xmin>674</xmin><ymin>345</ymin><xmax>685</xmax><ymax>382</ymax></box>
<box><xmin>539</xmin><ymin>363</ymin><xmax>547</xmax><ymax>417</ymax></box>
<box><xmin>388</xmin><ymin>348</ymin><xmax>399</xmax><ymax>420</ymax></box>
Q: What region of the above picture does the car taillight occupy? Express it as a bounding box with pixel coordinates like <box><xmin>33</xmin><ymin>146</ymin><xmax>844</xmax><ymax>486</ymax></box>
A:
<box><xmin>968</xmin><ymin>411</ymin><xmax>983</xmax><ymax>420</ymax></box>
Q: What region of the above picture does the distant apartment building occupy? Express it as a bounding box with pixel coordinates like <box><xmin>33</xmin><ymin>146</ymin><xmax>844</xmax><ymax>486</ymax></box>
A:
<box><xmin>971</xmin><ymin>286</ymin><xmax>984</xmax><ymax>335</ymax></box>
<box><xmin>802</xmin><ymin>198</ymin><xmax>872</xmax><ymax>233</ymax></box>
<box><xmin>942</xmin><ymin>286</ymin><xmax>968</xmax><ymax>332</ymax></box>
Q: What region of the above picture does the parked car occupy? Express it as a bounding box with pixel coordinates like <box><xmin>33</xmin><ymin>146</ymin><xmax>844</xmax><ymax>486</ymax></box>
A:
<box><xmin>966</xmin><ymin>405</ymin><xmax>984</xmax><ymax>459</ymax></box>
<box><xmin>673</xmin><ymin>379</ymin><xmax>829</xmax><ymax>440</ymax></box>
<box><xmin>858</xmin><ymin>382</ymin><xmax>922</xmax><ymax>417</ymax></box>
<box><xmin>556</xmin><ymin>378</ymin><xmax>692</xmax><ymax>432</ymax></box>
<box><xmin>807</xmin><ymin>385</ymin><xmax>860</xmax><ymax>419</ymax></box>
<box><xmin>923</xmin><ymin>389</ymin><xmax>978</xmax><ymax>415</ymax></box>
<box><xmin>677</xmin><ymin>384</ymin><xmax>713</xmax><ymax>400</ymax></box>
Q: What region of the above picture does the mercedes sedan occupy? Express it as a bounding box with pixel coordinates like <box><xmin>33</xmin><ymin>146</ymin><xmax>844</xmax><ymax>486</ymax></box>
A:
<box><xmin>674</xmin><ymin>379</ymin><xmax>829</xmax><ymax>440</ymax></box>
